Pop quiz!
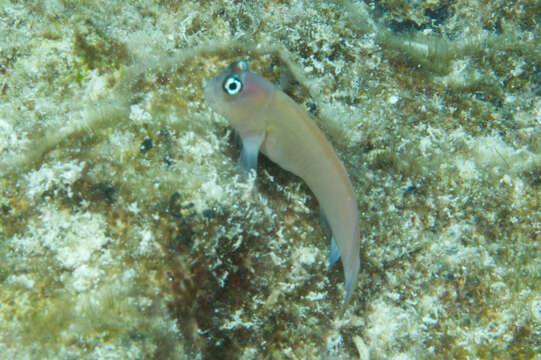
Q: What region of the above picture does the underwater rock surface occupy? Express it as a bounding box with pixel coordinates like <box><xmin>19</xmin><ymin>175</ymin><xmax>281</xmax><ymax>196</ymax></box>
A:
<box><xmin>0</xmin><ymin>1</ymin><xmax>539</xmax><ymax>359</ymax></box>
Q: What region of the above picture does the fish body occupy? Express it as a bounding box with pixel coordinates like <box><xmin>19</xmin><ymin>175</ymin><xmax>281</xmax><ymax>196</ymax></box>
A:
<box><xmin>205</xmin><ymin>61</ymin><xmax>360</xmax><ymax>301</ymax></box>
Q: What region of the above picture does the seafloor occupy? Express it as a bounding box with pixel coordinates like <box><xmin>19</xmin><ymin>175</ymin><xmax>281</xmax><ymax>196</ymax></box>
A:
<box><xmin>0</xmin><ymin>0</ymin><xmax>539</xmax><ymax>359</ymax></box>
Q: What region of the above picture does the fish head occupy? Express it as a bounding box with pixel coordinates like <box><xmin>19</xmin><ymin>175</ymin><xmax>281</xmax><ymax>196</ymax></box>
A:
<box><xmin>205</xmin><ymin>61</ymin><xmax>275</xmax><ymax>136</ymax></box>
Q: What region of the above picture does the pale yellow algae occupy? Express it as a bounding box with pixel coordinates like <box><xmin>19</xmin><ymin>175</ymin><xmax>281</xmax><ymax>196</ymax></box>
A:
<box><xmin>0</xmin><ymin>0</ymin><xmax>539</xmax><ymax>359</ymax></box>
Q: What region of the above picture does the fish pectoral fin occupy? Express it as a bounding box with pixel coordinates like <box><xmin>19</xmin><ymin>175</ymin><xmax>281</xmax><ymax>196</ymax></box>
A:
<box><xmin>239</xmin><ymin>132</ymin><xmax>265</xmax><ymax>176</ymax></box>
<box><xmin>329</xmin><ymin>236</ymin><xmax>341</xmax><ymax>269</ymax></box>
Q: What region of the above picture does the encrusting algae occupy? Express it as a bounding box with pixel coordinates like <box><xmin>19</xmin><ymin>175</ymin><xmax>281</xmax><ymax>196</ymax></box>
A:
<box><xmin>0</xmin><ymin>0</ymin><xmax>539</xmax><ymax>359</ymax></box>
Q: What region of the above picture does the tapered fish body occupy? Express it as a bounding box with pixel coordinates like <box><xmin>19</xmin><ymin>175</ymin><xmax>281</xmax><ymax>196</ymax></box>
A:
<box><xmin>205</xmin><ymin>61</ymin><xmax>360</xmax><ymax>301</ymax></box>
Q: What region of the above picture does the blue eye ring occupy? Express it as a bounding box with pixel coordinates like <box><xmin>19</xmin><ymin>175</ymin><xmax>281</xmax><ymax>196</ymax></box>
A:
<box><xmin>223</xmin><ymin>75</ymin><xmax>243</xmax><ymax>95</ymax></box>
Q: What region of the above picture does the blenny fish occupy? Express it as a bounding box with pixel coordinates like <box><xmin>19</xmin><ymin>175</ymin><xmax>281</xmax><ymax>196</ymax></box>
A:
<box><xmin>204</xmin><ymin>60</ymin><xmax>360</xmax><ymax>302</ymax></box>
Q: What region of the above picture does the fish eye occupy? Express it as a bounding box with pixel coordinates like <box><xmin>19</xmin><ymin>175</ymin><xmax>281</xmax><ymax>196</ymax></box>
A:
<box><xmin>223</xmin><ymin>76</ymin><xmax>243</xmax><ymax>95</ymax></box>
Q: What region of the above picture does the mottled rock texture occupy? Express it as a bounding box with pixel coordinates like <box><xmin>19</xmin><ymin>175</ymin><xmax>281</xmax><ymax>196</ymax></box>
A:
<box><xmin>0</xmin><ymin>0</ymin><xmax>539</xmax><ymax>359</ymax></box>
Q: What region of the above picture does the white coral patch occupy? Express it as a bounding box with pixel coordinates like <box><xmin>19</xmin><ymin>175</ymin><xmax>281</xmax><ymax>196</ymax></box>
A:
<box><xmin>6</xmin><ymin>274</ymin><xmax>35</xmax><ymax>289</ymax></box>
<box><xmin>469</xmin><ymin>135</ymin><xmax>536</xmax><ymax>173</ymax></box>
<box><xmin>11</xmin><ymin>204</ymin><xmax>111</xmax><ymax>272</ymax></box>
<box><xmin>455</xmin><ymin>158</ymin><xmax>479</xmax><ymax>180</ymax></box>
<box><xmin>25</xmin><ymin>160</ymin><xmax>85</xmax><ymax>200</ymax></box>
<box><xmin>129</xmin><ymin>103</ymin><xmax>152</xmax><ymax>124</ymax></box>
<box><xmin>135</xmin><ymin>227</ymin><xmax>161</xmax><ymax>256</ymax></box>
<box><xmin>366</xmin><ymin>299</ymin><xmax>415</xmax><ymax>351</ymax></box>
<box><xmin>70</xmin><ymin>264</ymin><xmax>104</xmax><ymax>292</ymax></box>
<box><xmin>0</xmin><ymin>119</ymin><xmax>19</xmax><ymax>153</ymax></box>
<box><xmin>297</xmin><ymin>246</ymin><xmax>318</xmax><ymax>266</ymax></box>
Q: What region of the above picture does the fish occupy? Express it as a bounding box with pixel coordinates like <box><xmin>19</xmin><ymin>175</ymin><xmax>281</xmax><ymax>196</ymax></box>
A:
<box><xmin>204</xmin><ymin>60</ymin><xmax>360</xmax><ymax>302</ymax></box>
